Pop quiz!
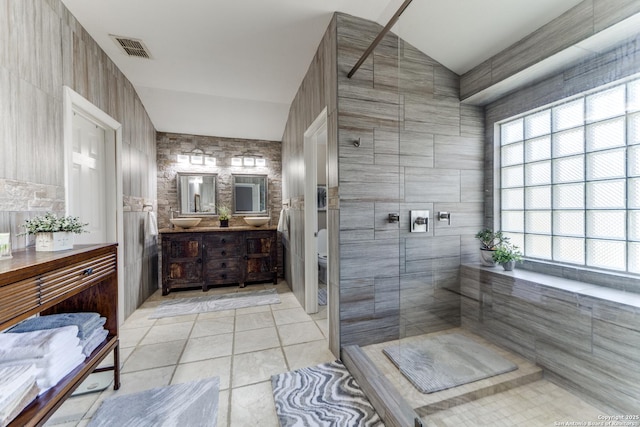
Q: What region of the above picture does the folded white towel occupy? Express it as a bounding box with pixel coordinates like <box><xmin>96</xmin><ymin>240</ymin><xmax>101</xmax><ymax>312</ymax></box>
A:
<box><xmin>0</xmin><ymin>326</ymin><xmax>79</xmax><ymax>362</ymax></box>
<box><xmin>0</xmin><ymin>364</ymin><xmax>38</xmax><ymax>411</ymax></box>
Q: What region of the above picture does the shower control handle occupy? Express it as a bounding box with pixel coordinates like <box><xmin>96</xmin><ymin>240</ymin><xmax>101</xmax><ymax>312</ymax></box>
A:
<box><xmin>388</xmin><ymin>213</ymin><xmax>400</xmax><ymax>223</ymax></box>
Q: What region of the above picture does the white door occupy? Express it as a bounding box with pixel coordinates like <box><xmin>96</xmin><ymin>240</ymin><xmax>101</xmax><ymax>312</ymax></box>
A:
<box><xmin>70</xmin><ymin>112</ymin><xmax>107</xmax><ymax>244</ymax></box>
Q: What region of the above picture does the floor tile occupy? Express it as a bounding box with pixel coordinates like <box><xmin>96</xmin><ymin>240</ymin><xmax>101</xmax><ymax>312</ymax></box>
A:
<box><xmin>283</xmin><ymin>339</ymin><xmax>336</xmax><ymax>371</ymax></box>
<box><xmin>180</xmin><ymin>333</ymin><xmax>234</xmax><ymax>363</ymax></box>
<box><xmin>235</xmin><ymin>311</ymin><xmax>275</xmax><ymax>332</ymax></box>
<box><xmin>190</xmin><ymin>316</ymin><xmax>235</xmax><ymax>338</ymax></box>
<box><xmin>272</xmin><ymin>307</ymin><xmax>311</xmax><ymax>325</ymax></box>
<box><xmin>197</xmin><ymin>309</ymin><xmax>236</xmax><ymax>320</ymax></box>
<box><xmin>235</xmin><ymin>304</ymin><xmax>271</xmax><ymax>315</ymax></box>
<box><xmin>232</xmin><ymin>348</ymin><xmax>288</xmax><ymax>387</ymax></box>
<box><xmin>120</xmin><ymin>309</ymin><xmax>157</xmax><ymax>330</ymax></box>
<box><xmin>44</xmin><ymin>392</ymin><xmax>99</xmax><ymax>425</ymax></box>
<box><xmin>230</xmin><ymin>381</ymin><xmax>279</xmax><ymax>427</ymax></box>
<box><xmin>234</xmin><ymin>327</ymin><xmax>280</xmax><ymax>354</ymax></box>
<box><xmin>138</xmin><ymin>321</ymin><xmax>193</xmax><ymax>346</ymax></box>
<box><xmin>122</xmin><ymin>340</ymin><xmax>186</xmax><ymax>373</ymax></box>
<box><xmin>277</xmin><ymin>321</ymin><xmax>324</xmax><ymax>346</ymax></box>
<box><xmin>118</xmin><ymin>326</ymin><xmax>149</xmax><ymax>349</ymax></box>
<box><xmin>172</xmin><ymin>356</ymin><xmax>232</xmax><ymax>390</ymax></box>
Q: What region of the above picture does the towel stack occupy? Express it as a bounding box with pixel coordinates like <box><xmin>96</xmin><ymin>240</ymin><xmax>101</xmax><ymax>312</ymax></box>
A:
<box><xmin>8</xmin><ymin>312</ymin><xmax>109</xmax><ymax>357</ymax></box>
<box><xmin>0</xmin><ymin>364</ymin><xmax>39</xmax><ymax>427</ymax></box>
<box><xmin>0</xmin><ymin>325</ymin><xmax>84</xmax><ymax>394</ymax></box>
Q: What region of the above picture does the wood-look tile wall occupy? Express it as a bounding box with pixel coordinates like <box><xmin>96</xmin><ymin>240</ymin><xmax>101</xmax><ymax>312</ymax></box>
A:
<box><xmin>460</xmin><ymin>0</ymin><xmax>640</xmax><ymax>100</ymax></box>
<box><xmin>0</xmin><ymin>0</ymin><xmax>157</xmax><ymax>319</ymax></box>
<box><xmin>156</xmin><ymin>132</ymin><xmax>283</xmax><ymax>273</ymax></box>
<box><xmin>336</xmin><ymin>14</ymin><xmax>484</xmax><ymax>348</ymax></box>
<box><xmin>281</xmin><ymin>15</ymin><xmax>340</xmax><ymax>355</ymax></box>
<box><xmin>461</xmin><ymin>264</ymin><xmax>637</xmax><ymax>413</ymax></box>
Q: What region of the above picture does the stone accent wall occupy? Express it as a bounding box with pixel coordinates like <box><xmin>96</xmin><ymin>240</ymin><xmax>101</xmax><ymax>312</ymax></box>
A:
<box><xmin>156</xmin><ymin>132</ymin><xmax>283</xmax><ymax>273</ymax></box>
<box><xmin>0</xmin><ymin>0</ymin><xmax>158</xmax><ymax>320</ymax></box>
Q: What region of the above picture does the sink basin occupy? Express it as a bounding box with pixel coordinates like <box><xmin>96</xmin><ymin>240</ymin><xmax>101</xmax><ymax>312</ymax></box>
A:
<box><xmin>170</xmin><ymin>218</ymin><xmax>202</xmax><ymax>228</ymax></box>
<box><xmin>244</xmin><ymin>217</ymin><xmax>270</xmax><ymax>227</ymax></box>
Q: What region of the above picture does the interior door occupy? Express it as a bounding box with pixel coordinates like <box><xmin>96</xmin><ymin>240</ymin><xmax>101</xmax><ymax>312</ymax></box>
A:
<box><xmin>70</xmin><ymin>112</ymin><xmax>107</xmax><ymax>244</ymax></box>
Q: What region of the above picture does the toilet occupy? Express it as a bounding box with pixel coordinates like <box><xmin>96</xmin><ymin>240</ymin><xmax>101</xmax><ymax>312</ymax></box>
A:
<box><xmin>317</xmin><ymin>228</ymin><xmax>327</xmax><ymax>284</ymax></box>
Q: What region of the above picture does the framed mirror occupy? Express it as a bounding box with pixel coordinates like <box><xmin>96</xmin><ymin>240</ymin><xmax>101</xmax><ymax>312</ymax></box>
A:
<box><xmin>232</xmin><ymin>174</ymin><xmax>268</xmax><ymax>214</ymax></box>
<box><xmin>176</xmin><ymin>173</ymin><xmax>217</xmax><ymax>216</ymax></box>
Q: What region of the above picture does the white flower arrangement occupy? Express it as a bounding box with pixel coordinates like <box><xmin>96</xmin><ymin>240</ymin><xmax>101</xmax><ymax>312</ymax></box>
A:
<box><xmin>22</xmin><ymin>213</ymin><xmax>88</xmax><ymax>235</ymax></box>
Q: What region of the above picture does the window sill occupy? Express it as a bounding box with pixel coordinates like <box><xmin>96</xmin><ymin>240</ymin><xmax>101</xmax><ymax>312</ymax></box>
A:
<box><xmin>461</xmin><ymin>263</ymin><xmax>640</xmax><ymax>310</ymax></box>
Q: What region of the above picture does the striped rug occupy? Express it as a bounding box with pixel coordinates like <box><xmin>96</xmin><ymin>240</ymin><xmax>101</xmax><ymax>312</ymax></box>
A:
<box><xmin>271</xmin><ymin>360</ymin><xmax>384</xmax><ymax>426</ymax></box>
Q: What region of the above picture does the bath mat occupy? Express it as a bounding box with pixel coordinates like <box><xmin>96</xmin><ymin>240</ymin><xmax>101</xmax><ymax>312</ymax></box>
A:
<box><xmin>150</xmin><ymin>288</ymin><xmax>280</xmax><ymax>319</ymax></box>
<box><xmin>271</xmin><ymin>360</ymin><xmax>383</xmax><ymax>427</ymax></box>
<box><xmin>318</xmin><ymin>288</ymin><xmax>327</xmax><ymax>306</ymax></box>
<box><xmin>87</xmin><ymin>377</ymin><xmax>219</xmax><ymax>427</ymax></box>
<box><xmin>383</xmin><ymin>333</ymin><xmax>517</xmax><ymax>394</ymax></box>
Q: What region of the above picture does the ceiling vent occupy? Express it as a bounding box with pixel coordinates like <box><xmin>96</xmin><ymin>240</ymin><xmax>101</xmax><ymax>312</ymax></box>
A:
<box><xmin>109</xmin><ymin>35</ymin><xmax>152</xmax><ymax>59</ymax></box>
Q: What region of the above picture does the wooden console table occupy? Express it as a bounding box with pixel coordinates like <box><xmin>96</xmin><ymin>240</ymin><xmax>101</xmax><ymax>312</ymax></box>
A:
<box><xmin>0</xmin><ymin>244</ymin><xmax>120</xmax><ymax>427</ymax></box>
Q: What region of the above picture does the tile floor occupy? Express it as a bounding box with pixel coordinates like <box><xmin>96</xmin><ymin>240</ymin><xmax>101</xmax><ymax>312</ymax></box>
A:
<box><xmin>45</xmin><ymin>280</ymin><xmax>335</xmax><ymax>427</ymax></box>
<box><xmin>44</xmin><ymin>280</ymin><xmax>614</xmax><ymax>427</ymax></box>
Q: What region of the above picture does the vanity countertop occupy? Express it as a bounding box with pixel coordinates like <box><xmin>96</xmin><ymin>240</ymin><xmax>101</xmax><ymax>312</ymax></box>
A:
<box><xmin>159</xmin><ymin>225</ymin><xmax>277</xmax><ymax>233</ymax></box>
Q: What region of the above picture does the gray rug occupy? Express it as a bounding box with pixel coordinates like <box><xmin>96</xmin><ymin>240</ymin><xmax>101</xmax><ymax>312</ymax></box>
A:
<box><xmin>88</xmin><ymin>377</ymin><xmax>219</xmax><ymax>427</ymax></box>
<box><xmin>383</xmin><ymin>333</ymin><xmax>517</xmax><ymax>394</ymax></box>
<box><xmin>150</xmin><ymin>288</ymin><xmax>280</xmax><ymax>319</ymax></box>
<box><xmin>272</xmin><ymin>360</ymin><xmax>383</xmax><ymax>426</ymax></box>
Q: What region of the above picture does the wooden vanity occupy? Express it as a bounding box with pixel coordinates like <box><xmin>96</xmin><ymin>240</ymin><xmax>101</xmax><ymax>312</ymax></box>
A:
<box><xmin>160</xmin><ymin>227</ymin><xmax>277</xmax><ymax>295</ymax></box>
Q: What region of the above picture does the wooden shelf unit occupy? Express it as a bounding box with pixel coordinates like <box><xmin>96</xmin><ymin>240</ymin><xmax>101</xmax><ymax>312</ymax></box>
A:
<box><xmin>0</xmin><ymin>244</ymin><xmax>120</xmax><ymax>427</ymax></box>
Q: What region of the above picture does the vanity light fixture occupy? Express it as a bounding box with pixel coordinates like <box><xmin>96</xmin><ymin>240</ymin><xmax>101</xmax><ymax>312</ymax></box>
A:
<box><xmin>189</xmin><ymin>148</ymin><xmax>205</xmax><ymax>165</ymax></box>
<box><xmin>204</xmin><ymin>157</ymin><xmax>216</xmax><ymax>166</ymax></box>
<box><xmin>243</xmin><ymin>157</ymin><xmax>255</xmax><ymax>167</ymax></box>
<box><xmin>231</xmin><ymin>157</ymin><xmax>243</xmax><ymax>167</ymax></box>
<box><xmin>255</xmin><ymin>158</ymin><xmax>266</xmax><ymax>167</ymax></box>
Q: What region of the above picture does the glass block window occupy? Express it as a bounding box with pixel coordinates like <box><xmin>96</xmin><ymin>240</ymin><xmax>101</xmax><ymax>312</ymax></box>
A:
<box><xmin>499</xmin><ymin>77</ymin><xmax>640</xmax><ymax>275</ymax></box>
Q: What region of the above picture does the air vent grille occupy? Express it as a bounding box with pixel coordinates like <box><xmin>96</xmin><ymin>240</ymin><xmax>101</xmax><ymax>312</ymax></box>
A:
<box><xmin>109</xmin><ymin>35</ymin><xmax>152</xmax><ymax>59</ymax></box>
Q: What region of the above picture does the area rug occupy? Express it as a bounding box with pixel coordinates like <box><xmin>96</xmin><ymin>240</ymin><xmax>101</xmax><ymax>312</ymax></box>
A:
<box><xmin>383</xmin><ymin>333</ymin><xmax>517</xmax><ymax>394</ymax></box>
<box><xmin>150</xmin><ymin>288</ymin><xmax>280</xmax><ymax>319</ymax></box>
<box><xmin>318</xmin><ymin>288</ymin><xmax>327</xmax><ymax>306</ymax></box>
<box><xmin>271</xmin><ymin>360</ymin><xmax>383</xmax><ymax>427</ymax></box>
<box><xmin>87</xmin><ymin>377</ymin><xmax>219</xmax><ymax>427</ymax></box>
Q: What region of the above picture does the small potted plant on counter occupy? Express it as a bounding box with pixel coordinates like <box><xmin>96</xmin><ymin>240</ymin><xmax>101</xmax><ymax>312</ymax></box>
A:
<box><xmin>475</xmin><ymin>228</ymin><xmax>508</xmax><ymax>267</ymax></box>
<box><xmin>218</xmin><ymin>205</ymin><xmax>231</xmax><ymax>228</ymax></box>
<box><xmin>492</xmin><ymin>242</ymin><xmax>523</xmax><ymax>271</ymax></box>
<box><xmin>22</xmin><ymin>212</ymin><xmax>87</xmax><ymax>251</ymax></box>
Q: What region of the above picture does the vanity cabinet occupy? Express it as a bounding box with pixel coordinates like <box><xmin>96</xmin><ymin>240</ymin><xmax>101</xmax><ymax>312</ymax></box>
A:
<box><xmin>161</xmin><ymin>228</ymin><xmax>277</xmax><ymax>295</ymax></box>
<box><xmin>0</xmin><ymin>244</ymin><xmax>120</xmax><ymax>427</ymax></box>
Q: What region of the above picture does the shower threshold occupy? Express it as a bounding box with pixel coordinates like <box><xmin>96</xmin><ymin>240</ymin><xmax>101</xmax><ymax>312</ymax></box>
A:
<box><xmin>343</xmin><ymin>328</ymin><xmax>542</xmax><ymax>423</ymax></box>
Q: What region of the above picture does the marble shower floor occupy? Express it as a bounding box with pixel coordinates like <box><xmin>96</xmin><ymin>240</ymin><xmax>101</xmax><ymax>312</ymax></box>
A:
<box><xmin>44</xmin><ymin>280</ymin><xmax>333</xmax><ymax>427</ymax></box>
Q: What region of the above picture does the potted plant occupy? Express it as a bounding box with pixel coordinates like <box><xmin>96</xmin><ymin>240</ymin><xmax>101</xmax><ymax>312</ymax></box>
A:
<box><xmin>492</xmin><ymin>242</ymin><xmax>523</xmax><ymax>271</ymax></box>
<box><xmin>475</xmin><ymin>228</ymin><xmax>508</xmax><ymax>267</ymax></box>
<box><xmin>22</xmin><ymin>213</ymin><xmax>88</xmax><ymax>251</ymax></box>
<box><xmin>218</xmin><ymin>205</ymin><xmax>231</xmax><ymax>228</ymax></box>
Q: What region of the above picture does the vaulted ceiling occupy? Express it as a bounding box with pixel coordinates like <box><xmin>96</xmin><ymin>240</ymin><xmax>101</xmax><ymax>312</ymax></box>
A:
<box><xmin>60</xmin><ymin>0</ymin><xmax>583</xmax><ymax>141</ymax></box>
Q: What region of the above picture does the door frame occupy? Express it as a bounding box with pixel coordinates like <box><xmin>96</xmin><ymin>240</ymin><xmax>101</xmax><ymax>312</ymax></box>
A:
<box><xmin>303</xmin><ymin>108</ymin><xmax>327</xmax><ymax>314</ymax></box>
<box><xmin>63</xmin><ymin>86</ymin><xmax>124</xmax><ymax>325</ymax></box>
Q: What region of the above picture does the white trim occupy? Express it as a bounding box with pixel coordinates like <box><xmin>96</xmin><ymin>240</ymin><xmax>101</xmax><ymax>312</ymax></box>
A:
<box><xmin>64</xmin><ymin>86</ymin><xmax>125</xmax><ymax>325</ymax></box>
<box><xmin>303</xmin><ymin>107</ymin><xmax>328</xmax><ymax>314</ymax></box>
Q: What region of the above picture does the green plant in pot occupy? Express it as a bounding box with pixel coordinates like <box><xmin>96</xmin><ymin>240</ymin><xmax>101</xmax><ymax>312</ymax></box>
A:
<box><xmin>492</xmin><ymin>242</ymin><xmax>523</xmax><ymax>271</ymax></box>
<box><xmin>475</xmin><ymin>228</ymin><xmax>508</xmax><ymax>267</ymax></box>
<box><xmin>21</xmin><ymin>212</ymin><xmax>88</xmax><ymax>252</ymax></box>
<box><xmin>218</xmin><ymin>205</ymin><xmax>231</xmax><ymax>228</ymax></box>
